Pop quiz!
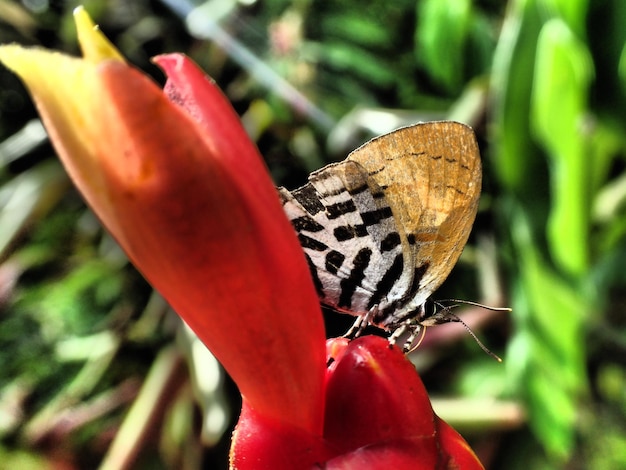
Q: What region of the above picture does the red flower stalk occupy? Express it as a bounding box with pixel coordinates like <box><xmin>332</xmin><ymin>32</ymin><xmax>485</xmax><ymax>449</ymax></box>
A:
<box><xmin>0</xmin><ymin>7</ymin><xmax>484</xmax><ymax>469</ymax></box>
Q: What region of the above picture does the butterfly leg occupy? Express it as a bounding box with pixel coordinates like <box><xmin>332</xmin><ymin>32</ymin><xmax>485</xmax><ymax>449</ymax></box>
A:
<box><xmin>343</xmin><ymin>316</ymin><xmax>362</xmax><ymax>338</ymax></box>
<box><xmin>403</xmin><ymin>323</ymin><xmax>426</xmax><ymax>353</ymax></box>
<box><xmin>388</xmin><ymin>319</ymin><xmax>425</xmax><ymax>353</ymax></box>
<box><xmin>343</xmin><ymin>308</ymin><xmax>376</xmax><ymax>339</ymax></box>
<box><xmin>343</xmin><ymin>315</ymin><xmax>365</xmax><ymax>339</ymax></box>
<box><xmin>388</xmin><ymin>323</ymin><xmax>407</xmax><ymax>346</ymax></box>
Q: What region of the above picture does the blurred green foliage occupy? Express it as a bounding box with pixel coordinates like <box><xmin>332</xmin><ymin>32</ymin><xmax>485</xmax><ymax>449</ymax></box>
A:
<box><xmin>0</xmin><ymin>0</ymin><xmax>625</xmax><ymax>469</ymax></box>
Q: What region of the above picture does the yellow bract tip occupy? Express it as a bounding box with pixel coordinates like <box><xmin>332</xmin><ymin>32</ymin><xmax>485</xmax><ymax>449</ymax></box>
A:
<box><xmin>73</xmin><ymin>6</ymin><xmax>124</xmax><ymax>63</ymax></box>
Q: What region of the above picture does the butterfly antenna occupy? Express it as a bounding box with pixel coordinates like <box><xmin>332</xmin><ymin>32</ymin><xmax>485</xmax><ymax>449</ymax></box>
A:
<box><xmin>440</xmin><ymin>298</ymin><xmax>512</xmax><ymax>313</ymax></box>
<box><xmin>452</xmin><ymin>312</ymin><xmax>502</xmax><ymax>362</ymax></box>
<box><xmin>433</xmin><ymin>301</ymin><xmax>503</xmax><ymax>362</ymax></box>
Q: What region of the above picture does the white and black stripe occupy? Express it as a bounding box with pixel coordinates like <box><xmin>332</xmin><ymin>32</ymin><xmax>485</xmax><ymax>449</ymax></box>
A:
<box><xmin>279</xmin><ymin>160</ymin><xmax>412</xmax><ymax>322</ymax></box>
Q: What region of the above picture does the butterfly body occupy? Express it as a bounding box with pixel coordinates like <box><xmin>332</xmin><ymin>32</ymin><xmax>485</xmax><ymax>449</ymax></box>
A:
<box><xmin>279</xmin><ymin>121</ymin><xmax>481</xmax><ymax>334</ymax></box>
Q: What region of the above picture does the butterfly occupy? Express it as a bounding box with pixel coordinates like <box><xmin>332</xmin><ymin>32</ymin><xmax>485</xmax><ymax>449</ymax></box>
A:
<box><xmin>279</xmin><ymin>121</ymin><xmax>496</xmax><ymax>353</ymax></box>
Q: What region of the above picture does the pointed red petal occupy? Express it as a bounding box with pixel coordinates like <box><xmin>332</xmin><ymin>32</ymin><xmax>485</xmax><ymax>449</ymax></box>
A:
<box><xmin>94</xmin><ymin>60</ymin><xmax>326</xmax><ymax>433</ymax></box>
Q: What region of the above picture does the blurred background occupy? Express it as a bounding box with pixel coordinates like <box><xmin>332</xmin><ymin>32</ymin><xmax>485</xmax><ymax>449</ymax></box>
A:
<box><xmin>0</xmin><ymin>0</ymin><xmax>625</xmax><ymax>468</ymax></box>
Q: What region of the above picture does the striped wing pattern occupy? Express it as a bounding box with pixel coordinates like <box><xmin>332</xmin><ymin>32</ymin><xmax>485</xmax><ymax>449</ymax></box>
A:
<box><xmin>279</xmin><ymin>121</ymin><xmax>481</xmax><ymax>331</ymax></box>
<box><xmin>279</xmin><ymin>161</ymin><xmax>413</xmax><ymax>319</ymax></box>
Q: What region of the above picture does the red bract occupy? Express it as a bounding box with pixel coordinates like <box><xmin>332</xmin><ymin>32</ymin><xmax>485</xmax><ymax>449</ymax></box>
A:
<box><xmin>0</xmin><ymin>7</ymin><xmax>485</xmax><ymax>469</ymax></box>
<box><xmin>232</xmin><ymin>336</ymin><xmax>484</xmax><ymax>469</ymax></box>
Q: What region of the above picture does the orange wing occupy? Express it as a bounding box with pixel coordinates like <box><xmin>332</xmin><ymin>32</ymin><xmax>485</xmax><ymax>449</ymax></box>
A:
<box><xmin>346</xmin><ymin>121</ymin><xmax>481</xmax><ymax>325</ymax></box>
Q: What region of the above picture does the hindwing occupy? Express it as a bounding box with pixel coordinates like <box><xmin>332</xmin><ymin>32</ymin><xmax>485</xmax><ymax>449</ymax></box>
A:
<box><xmin>279</xmin><ymin>160</ymin><xmax>413</xmax><ymax>317</ymax></box>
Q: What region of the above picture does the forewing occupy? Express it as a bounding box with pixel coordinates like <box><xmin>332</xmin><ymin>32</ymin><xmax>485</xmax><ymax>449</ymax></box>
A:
<box><xmin>346</xmin><ymin>121</ymin><xmax>481</xmax><ymax>313</ymax></box>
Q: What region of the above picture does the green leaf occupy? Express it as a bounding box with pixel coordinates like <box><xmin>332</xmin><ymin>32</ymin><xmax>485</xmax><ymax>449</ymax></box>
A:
<box><xmin>510</xmin><ymin>207</ymin><xmax>588</xmax><ymax>461</ymax></box>
<box><xmin>620</xmin><ymin>43</ymin><xmax>626</xmax><ymax>94</ymax></box>
<box><xmin>415</xmin><ymin>0</ymin><xmax>471</xmax><ymax>93</ymax></box>
<box><xmin>542</xmin><ymin>0</ymin><xmax>589</xmax><ymax>37</ymax></box>
<box><xmin>490</xmin><ymin>0</ymin><xmax>544</xmax><ymax>194</ymax></box>
<box><xmin>321</xmin><ymin>14</ymin><xmax>393</xmax><ymax>48</ymax></box>
<box><xmin>317</xmin><ymin>42</ymin><xmax>397</xmax><ymax>87</ymax></box>
<box><xmin>531</xmin><ymin>19</ymin><xmax>594</xmax><ymax>276</ymax></box>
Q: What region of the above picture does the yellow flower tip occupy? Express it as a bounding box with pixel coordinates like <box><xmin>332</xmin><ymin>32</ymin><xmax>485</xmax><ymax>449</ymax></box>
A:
<box><xmin>73</xmin><ymin>6</ymin><xmax>125</xmax><ymax>64</ymax></box>
<box><xmin>0</xmin><ymin>44</ymin><xmax>58</xmax><ymax>80</ymax></box>
<box><xmin>0</xmin><ymin>44</ymin><xmax>26</xmax><ymax>73</ymax></box>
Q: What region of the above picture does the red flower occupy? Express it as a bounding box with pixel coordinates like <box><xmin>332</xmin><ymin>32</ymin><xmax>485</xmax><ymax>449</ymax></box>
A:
<box><xmin>233</xmin><ymin>336</ymin><xmax>484</xmax><ymax>469</ymax></box>
<box><xmin>0</xmin><ymin>7</ymin><xmax>484</xmax><ymax>469</ymax></box>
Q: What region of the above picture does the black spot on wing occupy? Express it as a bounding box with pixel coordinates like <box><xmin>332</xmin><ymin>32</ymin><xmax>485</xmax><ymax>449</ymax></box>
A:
<box><xmin>292</xmin><ymin>184</ymin><xmax>325</xmax><ymax>215</ymax></box>
<box><xmin>298</xmin><ymin>234</ymin><xmax>328</xmax><ymax>251</ymax></box>
<box><xmin>325</xmin><ymin>250</ymin><xmax>345</xmax><ymax>275</ymax></box>
<box><xmin>367</xmin><ymin>253</ymin><xmax>404</xmax><ymax>309</ymax></box>
<box><xmin>408</xmin><ymin>262</ymin><xmax>430</xmax><ymax>297</ymax></box>
<box><xmin>338</xmin><ymin>248</ymin><xmax>372</xmax><ymax>309</ymax></box>
<box><xmin>380</xmin><ymin>232</ymin><xmax>401</xmax><ymax>252</ymax></box>
<box><xmin>291</xmin><ymin>216</ymin><xmax>324</xmax><ymax>233</ymax></box>
<box><xmin>334</xmin><ymin>224</ymin><xmax>368</xmax><ymax>241</ymax></box>
<box><xmin>326</xmin><ymin>200</ymin><xmax>357</xmax><ymax>219</ymax></box>
<box><xmin>361</xmin><ymin>207</ymin><xmax>393</xmax><ymax>226</ymax></box>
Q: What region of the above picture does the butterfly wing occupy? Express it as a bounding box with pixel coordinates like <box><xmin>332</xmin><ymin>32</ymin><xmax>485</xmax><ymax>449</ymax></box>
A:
<box><xmin>279</xmin><ymin>160</ymin><xmax>413</xmax><ymax>318</ymax></box>
<box><xmin>346</xmin><ymin>121</ymin><xmax>481</xmax><ymax>326</ymax></box>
